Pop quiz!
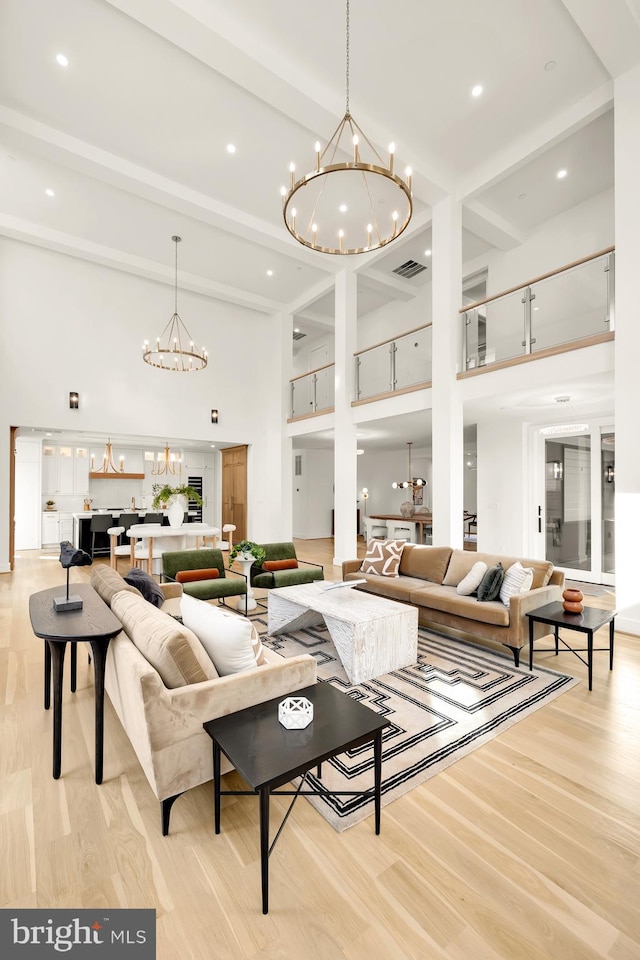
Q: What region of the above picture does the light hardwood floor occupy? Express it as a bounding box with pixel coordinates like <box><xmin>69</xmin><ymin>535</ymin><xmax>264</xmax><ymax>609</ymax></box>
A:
<box><xmin>2</xmin><ymin>541</ymin><xmax>639</xmax><ymax>959</ymax></box>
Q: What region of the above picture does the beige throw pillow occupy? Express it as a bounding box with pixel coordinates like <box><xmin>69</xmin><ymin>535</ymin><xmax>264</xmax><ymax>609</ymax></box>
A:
<box><xmin>360</xmin><ymin>539</ymin><xmax>404</xmax><ymax>577</ymax></box>
<box><xmin>456</xmin><ymin>561</ymin><xmax>488</xmax><ymax>596</ymax></box>
<box><xmin>499</xmin><ymin>561</ymin><xmax>534</xmax><ymax>606</ymax></box>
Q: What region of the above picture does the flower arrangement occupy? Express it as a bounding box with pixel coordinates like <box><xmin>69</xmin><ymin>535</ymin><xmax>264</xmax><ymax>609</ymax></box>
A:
<box><xmin>228</xmin><ymin>540</ymin><xmax>266</xmax><ymax>568</ymax></box>
<box><xmin>151</xmin><ymin>483</ymin><xmax>203</xmax><ymax>510</ymax></box>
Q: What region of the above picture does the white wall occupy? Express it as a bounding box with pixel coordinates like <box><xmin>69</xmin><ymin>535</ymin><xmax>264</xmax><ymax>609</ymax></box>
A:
<box><xmin>476</xmin><ymin>420</ymin><xmax>528</xmax><ymax>556</ymax></box>
<box><xmin>0</xmin><ymin>239</ymin><xmax>287</xmax><ymax>570</ymax></box>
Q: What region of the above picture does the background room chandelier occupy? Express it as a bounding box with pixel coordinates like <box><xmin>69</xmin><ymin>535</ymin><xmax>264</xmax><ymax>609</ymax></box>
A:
<box><xmin>143</xmin><ymin>236</ymin><xmax>208</xmax><ymax>372</ymax></box>
<box><xmin>392</xmin><ymin>442</ymin><xmax>426</xmax><ymax>491</ymax></box>
<box><xmin>281</xmin><ymin>0</ymin><xmax>412</xmax><ymax>255</ymax></box>
<box><xmin>151</xmin><ymin>442</ymin><xmax>182</xmax><ymax>476</ymax></box>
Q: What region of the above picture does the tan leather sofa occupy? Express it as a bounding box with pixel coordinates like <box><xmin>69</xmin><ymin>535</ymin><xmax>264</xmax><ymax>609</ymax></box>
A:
<box><xmin>342</xmin><ymin>545</ymin><xmax>565</xmax><ymax>665</ymax></box>
<box><xmin>91</xmin><ymin>566</ymin><xmax>317</xmax><ymax>834</ymax></box>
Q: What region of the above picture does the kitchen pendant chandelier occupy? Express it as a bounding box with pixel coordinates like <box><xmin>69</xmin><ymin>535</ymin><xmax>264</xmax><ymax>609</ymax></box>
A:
<box><xmin>151</xmin><ymin>442</ymin><xmax>182</xmax><ymax>477</ymax></box>
<box><xmin>392</xmin><ymin>442</ymin><xmax>426</xmax><ymax>491</ymax></box>
<box><xmin>281</xmin><ymin>0</ymin><xmax>412</xmax><ymax>255</ymax></box>
<box><xmin>143</xmin><ymin>236</ymin><xmax>208</xmax><ymax>373</ymax></box>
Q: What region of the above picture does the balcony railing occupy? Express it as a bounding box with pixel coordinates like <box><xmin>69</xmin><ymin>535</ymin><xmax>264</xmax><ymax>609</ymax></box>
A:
<box><xmin>460</xmin><ymin>247</ymin><xmax>614</xmax><ymax>374</ymax></box>
<box><xmin>289</xmin><ymin>363</ymin><xmax>335</xmax><ymax>420</ymax></box>
<box><xmin>354</xmin><ymin>323</ymin><xmax>432</xmax><ymax>404</ymax></box>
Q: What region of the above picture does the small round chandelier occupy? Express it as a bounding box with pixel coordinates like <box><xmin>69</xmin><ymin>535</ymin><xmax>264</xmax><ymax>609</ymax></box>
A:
<box><xmin>143</xmin><ymin>236</ymin><xmax>208</xmax><ymax>372</ymax></box>
<box><xmin>281</xmin><ymin>0</ymin><xmax>412</xmax><ymax>256</ymax></box>
<box><xmin>392</xmin><ymin>442</ymin><xmax>426</xmax><ymax>491</ymax></box>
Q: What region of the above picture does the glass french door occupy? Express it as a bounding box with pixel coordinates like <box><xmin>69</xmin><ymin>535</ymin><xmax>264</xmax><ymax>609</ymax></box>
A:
<box><xmin>536</xmin><ymin>424</ymin><xmax>614</xmax><ymax>586</ymax></box>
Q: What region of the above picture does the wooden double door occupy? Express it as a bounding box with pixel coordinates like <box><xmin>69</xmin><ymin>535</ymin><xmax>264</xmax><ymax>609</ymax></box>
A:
<box><xmin>221</xmin><ymin>445</ymin><xmax>247</xmax><ymax>542</ymax></box>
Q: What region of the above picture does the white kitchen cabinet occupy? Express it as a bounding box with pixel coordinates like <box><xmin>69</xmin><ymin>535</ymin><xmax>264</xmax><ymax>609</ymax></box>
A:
<box><xmin>42</xmin><ymin>512</ymin><xmax>59</xmax><ymax>545</ymax></box>
<box><xmin>43</xmin><ymin>444</ymin><xmax>90</xmax><ymax>495</ymax></box>
<box><xmin>74</xmin><ymin>447</ymin><xmax>90</xmax><ymax>494</ymax></box>
<box><xmin>60</xmin><ymin>514</ymin><xmax>74</xmax><ymax>542</ymax></box>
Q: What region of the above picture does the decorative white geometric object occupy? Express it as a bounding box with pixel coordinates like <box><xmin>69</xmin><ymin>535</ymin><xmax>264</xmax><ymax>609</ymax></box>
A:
<box><xmin>278</xmin><ymin>696</ymin><xmax>314</xmax><ymax>729</ymax></box>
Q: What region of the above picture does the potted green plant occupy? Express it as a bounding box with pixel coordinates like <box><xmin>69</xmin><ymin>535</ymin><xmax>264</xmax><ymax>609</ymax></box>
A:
<box><xmin>228</xmin><ymin>540</ymin><xmax>266</xmax><ymax>568</ymax></box>
<box><xmin>151</xmin><ymin>483</ymin><xmax>203</xmax><ymax>528</ymax></box>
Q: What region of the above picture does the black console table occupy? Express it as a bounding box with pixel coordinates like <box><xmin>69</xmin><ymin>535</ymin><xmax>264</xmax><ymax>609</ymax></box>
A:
<box><xmin>29</xmin><ymin>583</ymin><xmax>122</xmax><ymax>782</ymax></box>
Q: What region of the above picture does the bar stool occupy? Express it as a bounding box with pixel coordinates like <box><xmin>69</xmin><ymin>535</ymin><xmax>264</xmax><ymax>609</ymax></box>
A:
<box><xmin>107</xmin><ymin>526</ymin><xmax>134</xmax><ymax>570</ymax></box>
<box><xmin>90</xmin><ymin>514</ymin><xmax>113</xmax><ymax>558</ymax></box>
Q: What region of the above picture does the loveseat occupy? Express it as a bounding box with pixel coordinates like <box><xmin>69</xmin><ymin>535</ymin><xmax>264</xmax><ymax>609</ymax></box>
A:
<box><xmin>342</xmin><ymin>544</ymin><xmax>565</xmax><ymax>664</ymax></box>
<box><xmin>90</xmin><ymin>565</ymin><xmax>317</xmax><ymax>834</ymax></box>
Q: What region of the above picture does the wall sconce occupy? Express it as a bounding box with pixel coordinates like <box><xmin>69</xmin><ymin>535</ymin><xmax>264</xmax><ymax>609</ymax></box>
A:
<box><xmin>69</xmin><ymin>391</ymin><xmax>79</xmax><ymax>410</ymax></box>
<box><xmin>605</xmin><ymin>464</ymin><xmax>615</xmax><ymax>483</ymax></box>
<box><xmin>211</xmin><ymin>409</ymin><xmax>219</xmax><ymax>424</ymax></box>
<box><xmin>552</xmin><ymin>461</ymin><xmax>563</xmax><ymax>480</ymax></box>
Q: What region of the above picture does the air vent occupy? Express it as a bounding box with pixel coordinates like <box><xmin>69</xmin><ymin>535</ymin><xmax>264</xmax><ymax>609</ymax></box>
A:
<box><xmin>393</xmin><ymin>259</ymin><xmax>427</xmax><ymax>279</ymax></box>
<box><xmin>293</xmin><ymin>330</ymin><xmax>306</xmax><ymax>340</ymax></box>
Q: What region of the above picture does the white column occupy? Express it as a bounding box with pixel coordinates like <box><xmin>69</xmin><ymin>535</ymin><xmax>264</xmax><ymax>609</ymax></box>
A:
<box><xmin>431</xmin><ymin>196</ymin><xmax>464</xmax><ymax>549</ymax></box>
<box><xmin>614</xmin><ymin>64</ymin><xmax>640</xmax><ymax>635</ymax></box>
<box><xmin>333</xmin><ymin>268</ymin><xmax>358</xmax><ymax>566</ymax></box>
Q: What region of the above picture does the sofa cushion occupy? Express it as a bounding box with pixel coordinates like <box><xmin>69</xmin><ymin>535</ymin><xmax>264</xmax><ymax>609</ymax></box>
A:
<box><xmin>477</xmin><ymin>563</ymin><xmax>504</xmax><ymax>602</ymax></box>
<box><xmin>347</xmin><ymin>571</ymin><xmax>436</xmax><ymax>603</ymax></box>
<box><xmin>180</xmin><ymin>594</ymin><xmax>259</xmax><ymax>676</ymax></box>
<box><xmin>410</xmin><ymin>585</ymin><xmax>510</xmax><ymax>627</ymax></box>
<box><xmin>123</xmin><ymin>567</ymin><xmax>165</xmax><ymax>607</ymax></box>
<box><xmin>111</xmin><ymin>591</ymin><xmax>218</xmax><ymax>687</ymax></box>
<box><xmin>443</xmin><ymin>550</ymin><xmax>553</xmax><ymax>590</ymax></box>
<box><xmin>499</xmin><ymin>561</ymin><xmax>534</xmax><ymax>606</ymax></box>
<box><xmin>456</xmin><ymin>561</ymin><xmax>487</xmax><ymax>596</ymax></box>
<box><xmin>90</xmin><ymin>565</ymin><xmax>142</xmax><ymax>607</ymax></box>
<box><xmin>360</xmin><ymin>539</ymin><xmax>404</xmax><ymax>577</ymax></box>
<box><xmin>398</xmin><ymin>545</ymin><xmax>453</xmax><ymax>584</ymax></box>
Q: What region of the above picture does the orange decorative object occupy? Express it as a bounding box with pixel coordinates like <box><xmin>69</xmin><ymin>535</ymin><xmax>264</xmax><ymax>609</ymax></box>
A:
<box><xmin>563</xmin><ymin>587</ymin><xmax>584</xmax><ymax>614</ymax></box>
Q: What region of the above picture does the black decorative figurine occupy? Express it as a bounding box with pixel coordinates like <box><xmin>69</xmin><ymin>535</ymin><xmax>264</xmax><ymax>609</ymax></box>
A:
<box><xmin>53</xmin><ymin>541</ymin><xmax>93</xmax><ymax>612</ymax></box>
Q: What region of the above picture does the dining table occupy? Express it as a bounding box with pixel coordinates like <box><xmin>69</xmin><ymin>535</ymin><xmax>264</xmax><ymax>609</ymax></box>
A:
<box><xmin>126</xmin><ymin>522</ymin><xmax>221</xmax><ymax>574</ymax></box>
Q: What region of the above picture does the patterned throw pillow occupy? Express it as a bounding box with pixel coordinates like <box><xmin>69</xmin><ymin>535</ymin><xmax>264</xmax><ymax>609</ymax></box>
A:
<box><xmin>499</xmin><ymin>561</ymin><xmax>534</xmax><ymax>606</ymax></box>
<box><xmin>359</xmin><ymin>539</ymin><xmax>404</xmax><ymax>577</ymax></box>
<box><xmin>477</xmin><ymin>562</ymin><xmax>504</xmax><ymax>602</ymax></box>
<box><xmin>456</xmin><ymin>561</ymin><xmax>488</xmax><ymax>596</ymax></box>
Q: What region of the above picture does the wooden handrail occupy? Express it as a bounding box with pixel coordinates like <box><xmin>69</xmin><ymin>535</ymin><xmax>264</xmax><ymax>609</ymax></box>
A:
<box><xmin>289</xmin><ymin>361</ymin><xmax>335</xmax><ymax>384</ymax></box>
<box><xmin>459</xmin><ymin>246</ymin><xmax>614</xmax><ymax>314</ymax></box>
<box><xmin>354</xmin><ymin>322</ymin><xmax>432</xmax><ymax>357</ymax></box>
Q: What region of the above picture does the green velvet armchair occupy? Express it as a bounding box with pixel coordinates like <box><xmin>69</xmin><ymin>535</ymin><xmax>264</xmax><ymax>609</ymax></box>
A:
<box><xmin>249</xmin><ymin>542</ymin><xmax>324</xmax><ymax>590</ymax></box>
<box><xmin>162</xmin><ymin>548</ymin><xmax>247</xmax><ymax>606</ymax></box>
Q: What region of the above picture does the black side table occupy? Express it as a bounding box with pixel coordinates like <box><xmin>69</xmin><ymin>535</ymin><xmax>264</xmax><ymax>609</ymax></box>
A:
<box><xmin>204</xmin><ymin>682</ymin><xmax>389</xmax><ymax>914</ymax></box>
<box><xmin>527</xmin><ymin>600</ymin><xmax>616</xmax><ymax>691</ymax></box>
<box><xmin>29</xmin><ymin>582</ymin><xmax>122</xmax><ymax>782</ymax></box>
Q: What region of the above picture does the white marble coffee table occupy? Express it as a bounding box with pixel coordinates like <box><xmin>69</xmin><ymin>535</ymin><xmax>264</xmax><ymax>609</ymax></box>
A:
<box><xmin>268</xmin><ymin>581</ymin><xmax>418</xmax><ymax>684</ymax></box>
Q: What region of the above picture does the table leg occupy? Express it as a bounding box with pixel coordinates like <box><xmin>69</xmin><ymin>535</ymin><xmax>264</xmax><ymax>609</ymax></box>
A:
<box><xmin>147</xmin><ymin>536</ymin><xmax>154</xmax><ymax>575</ymax></box>
<box><xmin>374</xmin><ymin>729</ymin><xmax>383</xmax><ymax>835</ymax></box>
<box><xmin>213</xmin><ymin>740</ymin><xmax>221</xmax><ymax>834</ymax></box>
<box><xmin>528</xmin><ymin>617</ymin><xmax>534</xmax><ymax>671</ymax></box>
<box><xmin>88</xmin><ymin>638</ymin><xmax>109</xmax><ymax>785</ymax></box>
<box><xmin>260</xmin><ymin>786</ymin><xmax>270</xmax><ymax>915</ymax></box>
<box><xmin>48</xmin><ymin>639</ymin><xmax>67</xmax><ymax>780</ymax></box>
<box><xmin>70</xmin><ymin>644</ymin><xmax>77</xmax><ymax>693</ymax></box>
<box><xmin>609</xmin><ymin>618</ymin><xmax>615</xmax><ymax>671</ymax></box>
<box><xmin>44</xmin><ymin>641</ymin><xmax>51</xmax><ymax>710</ymax></box>
<box><xmin>554</xmin><ymin>625</ymin><xmax>559</xmax><ymax>655</ymax></box>
<box><xmin>587</xmin><ymin>629</ymin><xmax>593</xmax><ymax>692</ymax></box>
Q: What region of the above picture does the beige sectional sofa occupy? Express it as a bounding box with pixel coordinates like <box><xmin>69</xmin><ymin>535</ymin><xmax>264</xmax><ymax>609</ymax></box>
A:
<box><xmin>342</xmin><ymin>545</ymin><xmax>565</xmax><ymax>665</ymax></box>
<box><xmin>90</xmin><ymin>565</ymin><xmax>317</xmax><ymax>834</ymax></box>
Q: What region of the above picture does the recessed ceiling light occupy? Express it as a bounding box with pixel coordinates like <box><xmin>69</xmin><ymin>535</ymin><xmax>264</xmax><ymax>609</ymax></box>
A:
<box><xmin>56</xmin><ymin>53</ymin><xmax>69</xmax><ymax>67</ymax></box>
<box><xmin>544</xmin><ymin>60</ymin><xmax>556</xmax><ymax>72</ymax></box>
<box><xmin>210</xmin><ymin>444</ymin><xmax>216</xmax><ymax>448</ymax></box>
<box><xmin>266</xmin><ymin>269</ymin><xmax>273</xmax><ymax>277</ymax></box>
<box><xmin>518</xmin><ymin>193</ymin><xmax>527</xmax><ymax>200</ymax></box>
<box><xmin>339</xmin><ymin>204</ymin><xmax>348</xmax><ymax>213</ymax></box>
<box><xmin>356</xmin><ymin>449</ymin><xmax>364</xmax><ymax>455</ymax></box>
<box><xmin>471</xmin><ymin>84</ymin><xmax>483</xmax><ymax>97</ymax></box>
<box><xmin>533</xmin><ymin>306</ymin><xmax>539</xmax><ymax>311</ymax></box>
<box><xmin>45</xmin><ymin>188</ymin><xmax>55</xmax><ymax>197</ymax></box>
<box><xmin>424</xmin><ymin>249</ymin><xmax>432</xmax><ymax>257</ymax></box>
<box><xmin>226</xmin><ymin>144</ymin><xmax>236</xmax><ymax>154</ymax></box>
<box><xmin>555</xmin><ymin>396</ymin><xmax>571</xmax><ymax>403</ymax></box>
<box><xmin>556</xmin><ymin>169</ymin><xmax>568</xmax><ymax>179</ymax></box>
<box><xmin>293</xmin><ymin>327</ymin><xmax>300</xmax><ymax>333</ymax></box>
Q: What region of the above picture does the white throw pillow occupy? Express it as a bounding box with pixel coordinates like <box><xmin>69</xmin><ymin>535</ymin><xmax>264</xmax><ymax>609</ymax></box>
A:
<box><xmin>180</xmin><ymin>594</ymin><xmax>259</xmax><ymax>676</ymax></box>
<box><xmin>499</xmin><ymin>561</ymin><xmax>534</xmax><ymax>607</ymax></box>
<box><xmin>456</xmin><ymin>561</ymin><xmax>488</xmax><ymax>596</ymax></box>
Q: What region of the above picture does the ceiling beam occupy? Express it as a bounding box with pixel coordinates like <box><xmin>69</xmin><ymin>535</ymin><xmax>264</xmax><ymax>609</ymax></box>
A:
<box><xmin>560</xmin><ymin>0</ymin><xmax>640</xmax><ymax>77</ymax></box>
<box><xmin>462</xmin><ymin>202</ymin><xmax>525</xmax><ymax>251</ymax></box>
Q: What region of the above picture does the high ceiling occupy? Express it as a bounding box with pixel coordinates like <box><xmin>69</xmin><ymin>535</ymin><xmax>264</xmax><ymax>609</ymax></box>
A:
<box><xmin>1</xmin><ymin>0</ymin><xmax>636</xmax><ymax>446</ymax></box>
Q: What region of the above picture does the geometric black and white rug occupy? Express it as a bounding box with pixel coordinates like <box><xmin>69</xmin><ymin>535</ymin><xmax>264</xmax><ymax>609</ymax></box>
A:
<box><xmin>253</xmin><ymin>615</ymin><xmax>578</xmax><ymax>831</ymax></box>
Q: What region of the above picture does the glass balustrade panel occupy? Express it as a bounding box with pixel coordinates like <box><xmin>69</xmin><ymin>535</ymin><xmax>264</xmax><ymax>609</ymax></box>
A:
<box><xmin>466</xmin><ymin>289</ymin><xmax>525</xmax><ymax>368</ymax></box>
<box><xmin>290</xmin><ymin>375</ymin><xmax>314</xmax><ymax>419</ymax></box>
<box><xmin>356</xmin><ymin>344</ymin><xmax>393</xmax><ymax>400</ymax></box>
<box><xmin>530</xmin><ymin>256</ymin><xmax>610</xmax><ymax>353</ymax></box>
<box><xmin>314</xmin><ymin>366</ymin><xmax>334</xmax><ymax>413</ymax></box>
<box><xmin>601</xmin><ymin>432</ymin><xmax>615</xmax><ymax>574</ymax></box>
<box><xmin>394</xmin><ymin>326</ymin><xmax>431</xmax><ymax>389</ymax></box>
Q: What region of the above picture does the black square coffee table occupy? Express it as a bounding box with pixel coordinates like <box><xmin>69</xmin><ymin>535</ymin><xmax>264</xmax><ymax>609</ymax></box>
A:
<box><xmin>203</xmin><ymin>682</ymin><xmax>389</xmax><ymax>914</ymax></box>
<box><xmin>527</xmin><ymin>601</ymin><xmax>616</xmax><ymax>691</ymax></box>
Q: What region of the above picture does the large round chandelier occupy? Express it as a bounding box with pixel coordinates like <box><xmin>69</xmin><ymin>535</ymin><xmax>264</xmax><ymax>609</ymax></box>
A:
<box><xmin>392</xmin><ymin>442</ymin><xmax>426</xmax><ymax>491</ymax></box>
<box><xmin>143</xmin><ymin>236</ymin><xmax>208</xmax><ymax>372</ymax></box>
<box><xmin>281</xmin><ymin>0</ymin><xmax>412</xmax><ymax>256</ymax></box>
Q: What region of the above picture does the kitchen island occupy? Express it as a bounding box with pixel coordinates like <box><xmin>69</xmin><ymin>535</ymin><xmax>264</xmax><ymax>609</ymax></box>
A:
<box><xmin>73</xmin><ymin>510</ymin><xmax>198</xmax><ymax>552</ymax></box>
